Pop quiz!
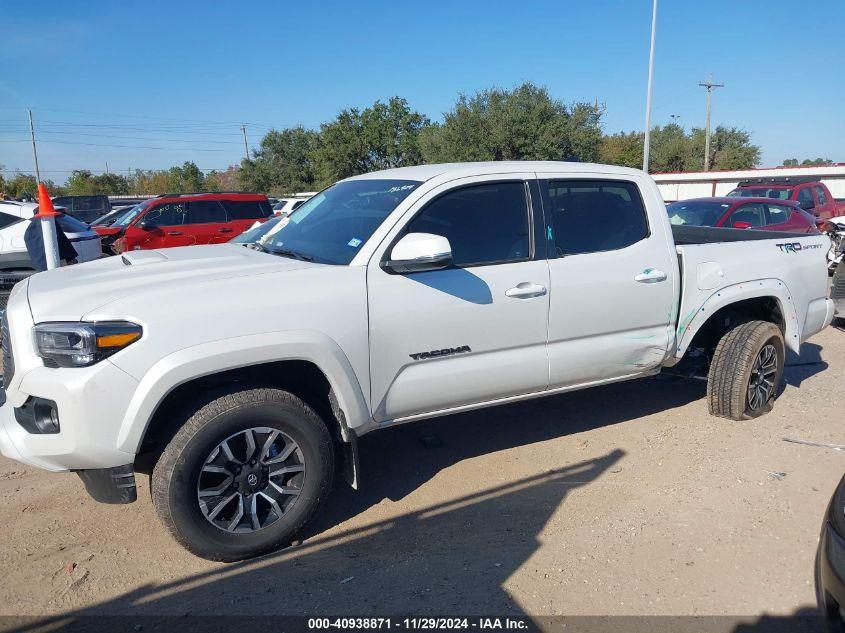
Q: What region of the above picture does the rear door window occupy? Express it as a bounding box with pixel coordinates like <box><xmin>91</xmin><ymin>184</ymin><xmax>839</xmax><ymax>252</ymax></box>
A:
<box><xmin>814</xmin><ymin>186</ymin><xmax>828</xmax><ymax>206</ymax></box>
<box><xmin>765</xmin><ymin>203</ymin><xmax>793</xmax><ymax>225</ymax></box>
<box><xmin>0</xmin><ymin>211</ymin><xmax>22</xmax><ymax>230</ymax></box>
<box><xmin>187</xmin><ymin>200</ymin><xmax>227</xmax><ymax>224</ymax></box>
<box><xmin>543</xmin><ymin>180</ymin><xmax>649</xmax><ymax>255</ymax></box>
<box><xmin>221</xmin><ymin>199</ymin><xmax>272</xmax><ymax>220</ymax></box>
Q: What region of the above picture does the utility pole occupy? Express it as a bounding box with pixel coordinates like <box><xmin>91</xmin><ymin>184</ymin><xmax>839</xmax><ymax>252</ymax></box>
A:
<box><xmin>105</xmin><ymin>161</ymin><xmax>110</xmax><ymax>175</ymax></box>
<box><xmin>698</xmin><ymin>74</ymin><xmax>724</xmax><ymax>171</ymax></box>
<box><xmin>670</xmin><ymin>114</ymin><xmax>681</xmax><ymax>124</ymax></box>
<box><xmin>240</xmin><ymin>124</ymin><xmax>249</xmax><ymax>160</ymax></box>
<box><xmin>642</xmin><ymin>0</ymin><xmax>658</xmax><ymax>173</ymax></box>
<box><xmin>28</xmin><ymin>109</ymin><xmax>41</xmax><ymax>183</ymax></box>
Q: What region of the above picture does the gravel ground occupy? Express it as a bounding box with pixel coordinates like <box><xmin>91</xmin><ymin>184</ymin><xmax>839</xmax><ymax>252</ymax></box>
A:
<box><xmin>0</xmin><ymin>326</ymin><xmax>843</xmax><ymax>621</ymax></box>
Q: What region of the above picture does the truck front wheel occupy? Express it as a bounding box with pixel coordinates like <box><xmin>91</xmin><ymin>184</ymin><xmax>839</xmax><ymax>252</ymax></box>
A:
<box><xmin>151</xmin><ymin>387</ymin><xmax>335</xmax><ymax>561</ymax></box>
<box><xmin>707</xmin><ymin>320</ymin><xmax>785</xmax><ymax>421</ymax></box>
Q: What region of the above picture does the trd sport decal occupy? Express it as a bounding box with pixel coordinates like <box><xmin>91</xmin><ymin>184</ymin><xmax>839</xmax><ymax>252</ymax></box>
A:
<box><xmin>775</xmin><ymin>242</ymin><xmax>824</xmax><ymax>253</ymax></box>
<box><xmin>409</xmin><ymin>345</ymin><xmax>472</xmax><ymax>361</ymax></box>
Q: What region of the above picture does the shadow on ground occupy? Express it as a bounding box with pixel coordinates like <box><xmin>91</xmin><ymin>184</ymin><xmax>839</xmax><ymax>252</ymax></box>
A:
<box><xmin>12</xmin><ymin>374</ymin><xmax>751</xmax><ymax>629</ymax></box>
<box><xmin>785</xmin><ymin>342</ymin><xmax>828</xmax><ymax>388</ymax></box>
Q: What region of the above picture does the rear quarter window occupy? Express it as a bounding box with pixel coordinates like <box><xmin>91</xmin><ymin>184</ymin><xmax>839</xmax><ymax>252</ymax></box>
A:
<box><xmin>222</xmin><ymin>199</ymin><xmax>272</xmax><ymax>220</ymax></box>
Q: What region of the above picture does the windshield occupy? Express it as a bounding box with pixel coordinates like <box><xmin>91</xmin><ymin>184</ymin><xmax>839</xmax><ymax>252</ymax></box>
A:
<box><xmin>113</xmin><ymin>201</ymin><xmax>150</xmax><ymax>227</ymax></box>
<box><xmin>230</xmin><ymin>215</ymin><xmax>283</xmax><ymax>244</ymax></box>
<box><xmin>727</xmin><ymin>187</ymin><xmax>792</xmax><ymax>200</ymax></box>
<box><xmin>260</xmin><ymin>179</ymin><xmax>420</xmax><ymax>264</ymax></box>
<box><xmin>667</xmin><ymin>200</ymin><xmax>732</xmax><ymax>226</ymax></box>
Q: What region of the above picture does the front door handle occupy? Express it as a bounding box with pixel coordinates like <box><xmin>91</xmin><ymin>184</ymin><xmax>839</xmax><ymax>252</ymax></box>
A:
<box><xmin>634</xmin><ymin>268</ymin><xmax>667</xmax><ymax>283</ymax></box>
<box><xmin>505</xmin><ymin>282</ymin><xmax>547</xmax><ymax>299</ymax></box>
<box><xmin>218</xmin><ymin>228</ymin><xmax>234</xmax><ymax>233</ymax></box>
<box><xmin>167</xmin><ymin>231</ymin><xmax>183</xmax><ymax>236</ymax></box>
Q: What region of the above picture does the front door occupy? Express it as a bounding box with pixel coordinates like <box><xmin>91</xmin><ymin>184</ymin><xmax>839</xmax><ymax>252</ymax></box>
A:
<box><xmin>539</xmin><ymin>175</ymin><xmax>677</xmax><ymax>388</ymax></box>
<box><xmin>126</xmin><ymin>201</ymin><xmax>190</xmax><ymax>250</ymax></box>
<box><xmin>367</xmin><ymin>176</ymin><xmax>550</xmax><ymax>423</ymax></box>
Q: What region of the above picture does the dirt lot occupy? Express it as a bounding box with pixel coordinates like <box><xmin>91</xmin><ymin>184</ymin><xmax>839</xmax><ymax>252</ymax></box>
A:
<box><xmin>0</xmin><ymin>326</ymin><xmax>843</xmax><ymax>621</ymax></box>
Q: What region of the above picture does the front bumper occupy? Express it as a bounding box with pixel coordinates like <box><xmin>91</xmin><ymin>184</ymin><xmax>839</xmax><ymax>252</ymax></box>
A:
<box><xmin>817</xmin><ymin>523</ymin><xmax>845</xmax><ymax>631</ymax></box>
<box><xmin>0</xmin><ymin>282</ymin><xmax>140</xmax><ymax>472</ymax></box>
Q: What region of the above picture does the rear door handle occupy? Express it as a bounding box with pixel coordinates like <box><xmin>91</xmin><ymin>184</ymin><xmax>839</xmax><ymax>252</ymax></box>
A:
<box><xmin>634</xmin><ymin>268</ymin><xmax>667</xmax><ymax>283</ymax></box>
<box><xmin>218</xmin><ymin>228</ymin><xmax>234</xmax><ymax>233</ymax></box>
<box><xmin>167</xmin><ymin>231</ymin><xmax>183</xmax><ymax>236</ymax></box>
<box><xmin>505</xmin><ymin>282</ymin><xmax>547</xmax><ymax>299</ymax></box>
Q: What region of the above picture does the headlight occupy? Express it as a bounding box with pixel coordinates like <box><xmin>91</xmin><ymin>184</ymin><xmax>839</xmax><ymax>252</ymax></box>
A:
<box><xmin>33</xmin><ymin>321</ymin><xmax>142</xmax><ymax>368</ymax></box>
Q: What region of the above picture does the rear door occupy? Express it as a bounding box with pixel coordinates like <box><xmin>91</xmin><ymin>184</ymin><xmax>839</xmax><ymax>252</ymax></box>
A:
<box><xmin>540</xmin><ymin>174</ymin><xmax>676</xmax><ymax>388</ymax></box>
<box><xmin>220</xmin><ymin>199</ymin><xmax>272</xmax><ymax>239</ymax></box>
<box><xmin>813</xmin><ymin>185</ymin><xmax>835</xmax><ymax>221</ymax></box>
<box><xmin>186</xmin><ymin>199</ymin><xmax>228</xmax><ymax>244</ymax></box>
<box><xmin>765</xmin><ymin>202</ymin><xmax>804</xmax><ymax>232</ymax></box>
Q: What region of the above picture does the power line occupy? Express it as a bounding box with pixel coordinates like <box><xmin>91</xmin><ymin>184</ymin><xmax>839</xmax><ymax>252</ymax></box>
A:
<box><xmin>3</xmin><ymin>138</ymin><xmax>229</xmax><ymax>151</ymax></box>
<box><xmin>0</xmin><ymin>129</ymin><xmax>244</xmax><ymax>144</ymax></box>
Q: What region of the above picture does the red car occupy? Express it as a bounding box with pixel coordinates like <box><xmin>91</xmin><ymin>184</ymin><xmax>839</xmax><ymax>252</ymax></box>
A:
<box><xmin>667</xmin><ymin>197</ymin><xmax>819</xmax><ymax>233</ymax></box>
<box><xmin>96</xmin><ymin>192</ymin><xmax>272</xmax><ymax>254</ymax></box>
<box><xmin>727</xmin><ymin>177</ymin><xmax>845</xmax><ymax>221</ymax></box>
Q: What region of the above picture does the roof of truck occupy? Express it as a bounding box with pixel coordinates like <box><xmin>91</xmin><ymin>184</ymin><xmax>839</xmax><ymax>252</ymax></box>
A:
<box><xmin>344</xmin><ymin>161</ymin><xmax>645</xmax><ymax>182</ymax></box>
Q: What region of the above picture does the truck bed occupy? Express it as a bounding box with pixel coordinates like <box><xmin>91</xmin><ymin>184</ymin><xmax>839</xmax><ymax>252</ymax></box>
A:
<box><xmin>671</xmin><ymin>225</ymin><xmax>831</xmax><ymax>358</ymax></box>
<box><xmin>671</xmin><ymin>224</ymin><xmax>808</xmax><ymax>245</ymax></box>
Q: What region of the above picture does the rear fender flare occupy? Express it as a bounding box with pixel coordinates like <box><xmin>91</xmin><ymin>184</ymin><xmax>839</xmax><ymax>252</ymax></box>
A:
<box><xmin>674</xmin><ymin>279</ymin><xmax>800</xmax><ymax>357</ymax></box>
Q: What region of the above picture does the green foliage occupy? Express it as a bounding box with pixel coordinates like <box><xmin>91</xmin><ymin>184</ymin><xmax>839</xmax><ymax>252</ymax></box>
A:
<box><xmin>602</xmin><ymin>125</ymin><xmax>760</xmax><ymax>172</ymax></box>
<box><xmin>238</xmin><ymin>126</ymin><xmax>319</xmax><ymax>194</ymax></box>
<box><xmin>420</xmin><ymin>83</ymin><xmax>601</xmax><ymax>163</ymax></box>
<box><xmin>783</xmin><ymin>157</ymin><xmax>834</xmax><ymax>167</ymax></box>
<box><xmin>65</xmin><ymin>170</ymin><xmax>130</xmax><ymax>195</ymax></box>
<box><xmin>1</xmin><ymin>171</ymin><xmax>45</xmax><ymax>199</ymax></box>
<box><xmin>313</xmin><ymin>97</ymin><xmax>430</xmax><ymax>186</ymax></box>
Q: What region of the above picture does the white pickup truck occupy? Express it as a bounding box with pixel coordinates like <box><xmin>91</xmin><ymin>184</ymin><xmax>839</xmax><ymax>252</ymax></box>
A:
<box><xmin>0</xmin><ymin>162</ymin><xmax>833</xmax><ymax>561</ymax></box>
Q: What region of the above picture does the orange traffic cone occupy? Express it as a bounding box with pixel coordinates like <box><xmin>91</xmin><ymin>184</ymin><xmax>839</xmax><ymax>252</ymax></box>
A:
<box><xmin>35</xmin><ymin>183</ymin><xmax>60</xmax><ymax>218</ymax></box>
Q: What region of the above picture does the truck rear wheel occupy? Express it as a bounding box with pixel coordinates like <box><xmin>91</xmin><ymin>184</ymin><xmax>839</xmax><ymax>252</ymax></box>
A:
<box><xmin>151</xmin><ymin>387</ymin><xmax>334</xmax><ymax>561</ymax></box>
<box><xmin>707</xmin><ymin>320</ymin><xmax>785</xmax><ymax>421</ymax></box>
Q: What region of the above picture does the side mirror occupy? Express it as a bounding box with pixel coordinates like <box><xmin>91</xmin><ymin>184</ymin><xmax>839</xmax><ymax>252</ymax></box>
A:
<box><xmin>384</xmin><ymin>233</ymin><xmax>452</xmax><ymax>273</ymax></box>
<box><xmin>138</xmin><ymin>219</ymin><xmax>157</xmax><ymax>231</ymax></box>
<box><xmin>799</xmin><ymin>199</ymin><xmax>815</xmax><ymax>211</ymax></box>
<box><xmin>732</xmin><ymin>220</ymin><xmax>753</xmax><ymax>229</ymax></box>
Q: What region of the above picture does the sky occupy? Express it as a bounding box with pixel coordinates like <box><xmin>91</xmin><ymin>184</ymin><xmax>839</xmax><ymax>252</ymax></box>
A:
<box><xmin>1</xmin><ymin>0</ymin><xmax>843</xmax><ymax>182</ymax></box>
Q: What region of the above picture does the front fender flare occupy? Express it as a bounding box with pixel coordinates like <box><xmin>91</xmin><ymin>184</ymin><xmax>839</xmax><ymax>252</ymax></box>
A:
<box><xmin>674</xmin><ymin>279</ymin><xmax>800</xmax><ymax>358</ymax></box>
<box><xmin>114</xmin><ymin>330</ymin><xmax>372</xmax><ymax>454</ymax></box>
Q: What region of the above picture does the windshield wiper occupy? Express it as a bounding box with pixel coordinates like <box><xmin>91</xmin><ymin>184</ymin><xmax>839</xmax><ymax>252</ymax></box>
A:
<box><xmin>267</xmin><ymin>246</ymin><xmax>314</xmax><ymax>262</ymax></box>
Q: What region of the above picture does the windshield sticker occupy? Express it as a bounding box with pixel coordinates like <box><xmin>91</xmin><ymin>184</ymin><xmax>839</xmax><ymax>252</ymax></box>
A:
<box><xmin>387</xmin><ymin>184</ymin><xmax>416</xmax><ymax>193</ymax></box>
<box><xmin>347</xmin><ymin>238</ymin><xmax>363</xmax><ymax>248</ymax></box>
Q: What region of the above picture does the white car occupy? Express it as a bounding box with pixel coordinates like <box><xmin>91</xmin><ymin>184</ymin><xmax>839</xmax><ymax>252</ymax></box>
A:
<box><xmin>0</xmin><ymin>162</ymin><xmax>834</xmax><ymax>562</ymax></box>
<box><xmin>271</xmin><ymin>192</ymin><xmax>315</xmax><ymax>217</ymax></box>
<box><xmin>0</xmin><ymin>201</ymin><xmax>101</xmax><ymax>270</ymax></box>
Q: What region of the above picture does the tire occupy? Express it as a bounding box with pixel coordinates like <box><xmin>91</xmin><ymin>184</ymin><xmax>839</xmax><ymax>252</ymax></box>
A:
<box><xmin>707</xmin><ymin>320</ymin><xmax>785</xmax><ymax>421</ymax></box>
<box><xmin>152</xmin><ymin>387</ymin><xmax>335</xmax><ymax>562</ymax></box>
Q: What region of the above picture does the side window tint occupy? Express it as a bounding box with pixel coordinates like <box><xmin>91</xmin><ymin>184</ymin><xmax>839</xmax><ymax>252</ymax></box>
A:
<box><xmin>766</xmin><ymin>204</ymin><xmax>792</xmax><ymax>225</ymax></box>
<box><xmin>222</xmin><ymin>200</ymin><xmax>271</xmax><ymax>220</ymax></box>
<box><xmin>730</xmin><ymin>203</ymin><xmax>766</xmax><ymax>227</ymax></box>
<box><xmin>144</xmin><ymin>202</ymin><xmax>186</xmax><ymax>226</ymax></box>
<box><xmin>406</xmin><ymin>182</ymin><xmax>530</xmax><ymax>267</ymax></box>
<box><xmin>0</xmin><ymin>212</ymin><xmax>22</xmax><ymax>230</ymax></box>
<box><xmin>188</xmin><ymin>200</ymin><xmax>226</xmax><ymax>224</ymax></box>
<box><xmin>798</xmin><ymin>188</ymin><xmax>814</xmax><ymax>207</ymax></box>
<box><xmin>814</xmin><ymin>186</ymin><xmax>828</xmax><ymax>205</ymax></box>
<box><xmin>545</xmin><ymin>180</ymin><xmax>648</xmax><ymax>255</ymax></box>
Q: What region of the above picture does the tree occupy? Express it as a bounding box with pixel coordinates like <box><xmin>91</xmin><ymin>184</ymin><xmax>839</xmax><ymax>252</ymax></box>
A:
<box><xmin>313</xmin><ymin>97</ymin><xmax>430</xmax><ymax>185</ymax></box>
<box><xmin>600</xmin><ymin>131</ymin><xmax>643</xmax><ymax>169</ymax></box>
<box><xmin>205</xmin><ymin>166</ymin><xmax>240</xmax><ymax>192</ymax></box>
<box><xmin>238</xmin><ymin>127</ymin><xmax>319</xmax><ymax>194</ymax></box>
<box><xmin>784</xmin><ymin>157</ymin><xmax>835</xmax><ymax>167</ymax></box>
<box><xmin>420</xmin><ymin>82</ymin><xmax>602</xmax><ymax>164</ymax></box>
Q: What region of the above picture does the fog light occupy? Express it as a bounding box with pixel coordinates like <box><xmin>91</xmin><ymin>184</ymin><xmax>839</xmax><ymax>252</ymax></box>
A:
<box><xmin>14</xmin><ymin>397</ymin><xmax>60</xmax><ymax>434</ymax></box>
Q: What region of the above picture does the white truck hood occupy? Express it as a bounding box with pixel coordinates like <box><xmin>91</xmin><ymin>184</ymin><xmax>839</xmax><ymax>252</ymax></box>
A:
<box><xmin>26</xmin><ymin>244</ymin><xmax>317</xmax><ymax>322</ymax></box>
